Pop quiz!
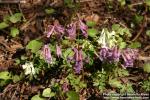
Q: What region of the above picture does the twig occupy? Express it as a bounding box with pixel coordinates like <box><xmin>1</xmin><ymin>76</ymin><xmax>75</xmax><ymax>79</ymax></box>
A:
<box><xmin>20</xmin><ymin>14</ymin><xmax>37</xmax><ymax>31</ymax></box>
<box><xmin>138</xmin><ymin>56</ymin><xmax>150</xmax><ymax>61</ymax></box>
<box><xmin>144</xmin><ymin>45</ymin><xmax>150</xmax><ymax>51</ymax></box>
<box><xmin>11</xmin><ymin>90</ymin><xmax>17</xmax><ymax>100</ymax></box>
<box><xmin>131</xmin><ymin>4</ymin><xmax>147</xmax><ymax>41</ymax></box>
<box><xmin>130</xmin><ymin>2</ymin><xmax>143</xmax><ymax>7</ymax></box>
<box><xmin>77</xmin><ymin>0</ymin><xmax>92</xmax><ymax>2</ymax></box>
<box><xmin>18</xmin><ymin>4</ymin><xmax>26</xmax><ymax>21</ymax></box>
<box><xmin>7</xmin><ymin>4</ymin><xmax>13</xmax><ymax>15</ymax></box>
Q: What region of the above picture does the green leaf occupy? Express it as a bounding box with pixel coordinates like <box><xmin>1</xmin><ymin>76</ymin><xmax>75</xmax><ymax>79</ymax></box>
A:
<box><xmin>86</xmin><ymin>21</ymin><xmax>96</xmax><ymax>27</ymax></box>
<box><xmin>26</xmin><ymin>40</ymin><xmax>43</xmax><ymax>53</ymax></box>
<box><xmin>119</xmin><ymin>42</ymin><xmax>126</xmax><ymax>49</ymax></box>
<box><xmin>145</xmin><ymin>0</ymin><xmax>150</xmax><ymax>6</ymax></box>
<box><xmin>133</xmin><ymin>15</ymin><xmax>143</xmax><ymax>24</ymax></box>
<box><xmin>62</xmin><ymin>39</ymin><xmax>71</xmax><ymax>46</ymax></box>
<box><xmin>123</xmin><ymin>28</ymin><xmax>131</xmax><ymax>37</ymax></box>
<box><xmin>3</xmin><ymin>15</ymin><xmax>10</xmax><ymax>22</ymax></box>
<box><xmin>45</xmin><ymin>8</ymin><xmax>55</xmax><ymax>14</ymax></box>
<box><xmin>112</xmin><ymin>24</ymin><xmax>120</xmax><ymax>31</ymax></box>
<box><xmin>66</xmin><ymin>91</ymin><xmax>79</xmax><ymax>100</ymax></box>
<box><xmin>129</xmin><ymin>41</ymin><xmax>141</xmax><ymax>48</ymax></box>
<box><xmin>0</xmin><ymin>71</ymin><xmax>11</xmax><ymax>80</ymax></box>
<box><xmin>142</xmin><ymin>80</ymin><xmax>150</xmax><ymax>92</ymax></box>
<box><xmin>31</xmin><ymin>94</ymin><xmax>45</xmax><ymax>100</ymax></box>
<box><xmin>143</xmin><ymin>63</ymin><xmax>150</xmax><ymax>73</ymax></box>
<box><xmin>0</xmin><ymin>22</ymin><xmax>9</xmax><ymax>30</ymax></box>
<box><xmin>64</xmin><ymin>0</ymin><xmax>75</xmax><ymax>8</ymax></box>
<box><xmin>12</xmin><ymin>75</ymin><xmax>21</xmax><ymax>83</ymax></box>
<box><xmin>42</xmin><ymin>88</ymin><xmax>55</xmax><ymax>97</ymax></box>
<box><xmin>10</xmin><ymin>27</ymin><xmax>19</xmax><ymax>37</ymax></box>
<box><xmin>118</xmin><ymin>0</ymin><xmax>126</xmax><ymax>6</ymax></box>
<box><xmin>9</xmin><ymin>13</ymin><xmax>23</xmax><ymax>23</ymax></box>
<box><xmin>109</xmin><ymin>78</ymin><xmax>122</xmax><ymax>88</ymax></box>
<box><xmin>117</xmin><ymin>68</ymin><xmax>129</xmax><ymax>77</ymax></box>
<box><xmin>88</xmin><ymin>28</ymin><xmax>98</xmax><ymax>37</ymax></box>
<box><xmin>63</xmin><ymin>48</ymin><xmax>74</xmax><ymax>58</ymax></box>
<box><xmin>146</xmin><ymin>30</ymin><xmax>150</xmax><ymax>37</ymax></box>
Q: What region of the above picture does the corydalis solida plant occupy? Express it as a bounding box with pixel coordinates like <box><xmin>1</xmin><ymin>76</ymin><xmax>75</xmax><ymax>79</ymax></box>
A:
<box><xmin>98</xmin><ymin>29</ymin><xmax>138</xmax><ymax>67</ymax></box>
<box><xmin>46</xmin><ymin>20</ymin><xmax>88</xmax><ymax>39</ymax></box>
<box><xmin>99</xmin><ymin>46</ymin><xmax>138</xmax><ymax>68</ymax></box>
<box><xmin>99</xmin><ymin>46</ymin><xmax>120</xmax><ymax>63</ymax></box>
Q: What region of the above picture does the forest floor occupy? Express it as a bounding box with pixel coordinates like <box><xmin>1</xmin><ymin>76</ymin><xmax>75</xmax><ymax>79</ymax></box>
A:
<box><xmin>0</xmin><ymin>0</ymin><xmax>150</xmax><ymax>100</ymax></box>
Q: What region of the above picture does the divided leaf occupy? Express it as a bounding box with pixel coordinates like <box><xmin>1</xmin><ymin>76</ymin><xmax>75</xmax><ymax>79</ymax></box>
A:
<box><xmin>88</xmin><ymin>28</ymin><xmax>98</xmax><ymax>37</ymax></box>
<box><xmin>10</xmin><ymin>27</ymin><xmax>19</xmax><ymax>37</ymax></box>
<box><xmin>129</xmin><ymin>41</ymin><xmax>141</xmax><ymax>48</ymax></box>
<box><xmin>143</xmin><ymin>63</ymin><xmax>150</xmax><ymax>73</ymax></box>
<box><xmin>0</xmin><ymin>22</ymin><xmax>9</xmax><ymax>30</ymax></box>
<box><xmin>42</xmin><ymin>88</ymin><xmax>55</xmax><ymax>97</ymax></box>
<box><xmin>145</xmin><ymin>0</ymin><xmax>150</xmax><ymax>6</ymax></box>
<box><xmin>86</xmin><ymin>21</ymin><xmax>96</xmax><ymax>27</ymax></box>
<box><xmin>45</xmin><ymin>8</ymin><xmax>55</xmax><ymax>14</ymax></box>
<box><xmin>0</xmin><ymin>71</ymin><xmax>11</xmax><ymax>80</ymax></box>
<box><xmin>109</xmin><ymin>78</ymin><xmax>122</xmax><ymax>88</ymax></box>
<box><xmin>31</xmin><ymin>94</ymin><xmax>45</xmax><ymax>100</ymax></box>
<box><xmin>9</xmin><ymin>13</ymin><xmax>23</xmax><ymax>23</ymax></box>
<box><xmin>26</xmin><ymin>40</ymin><xmax>43</xmax><ymax>53</ymax></box>
<box><xmin>146</xmin><ymin>30</ymin><xmax>150</xmax><ymax>37</ymax></box>
<box><xmin>66</xmin><ymin>91</ymin><xmax>79</xmax><ymax>100</ymax></box>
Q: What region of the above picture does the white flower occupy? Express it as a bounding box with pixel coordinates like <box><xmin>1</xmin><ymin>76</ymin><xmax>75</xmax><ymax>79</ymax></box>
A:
<box><xmin>98</xmin><ymin>29</ymin><xmax>117</xmax><ymax>48</ymax></box>
<box><xmin>22</xmin><ymin>62</ymin><xmax>35</xmax><ymax>75</ymax></box>
<box><xmin>98</xmin><ymin>29</ymin><xmax>107</xmax><ymax>47</ymax></box>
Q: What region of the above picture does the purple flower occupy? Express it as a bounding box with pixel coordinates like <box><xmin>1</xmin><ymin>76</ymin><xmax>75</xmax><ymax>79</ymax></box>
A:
<box><xmin>122</xmin><ymin>48</ymin><xmax>138</xmax><ymax>67</ymax></box>
<box><xmin>66</xmin><ymin>23</ymin><xmax>77</xmax><ymax>40</ymax></box>
<box><xmin>111</xmin><ymin>46</ymin><xmax>120</xmax><ymax>62</ymax></box>
<box><xmin>74</xmin><ymin>61</ymin><xmax>83</xmax><ymax>74</ymax></box>
<box><xmin>46</xmin><ymin>24</ymin><xmax>65</xmax><ymax>38</ymax></box>
<box><xmin>62</xmin><ymin>82</ymin><xmax>69</xmax><ymax>92</ymax></box>
<box><xmin>73</xmin><ymin>48</ymin><xmax>79</xmax><ymax>61</ymax></box>
<box><xmin>99</xmin><ymin>46</ymin><xmax>120</xmax><ymax>63</ymax></box>
<box><xmin>99</xmin><ymin>47</ymin><xmax>109</xmax><ymax>61</ymax></box>
<box><xmin>55</xmin><ymin>24</ymin><xmax>65</xmax><ymax>34</ymax></box>
<box><xmin>79</xmin><ymin>20</ymin><xmax>88</xmax><ymax>37</ymax></box>
<box><xmin>47</xmin><ymin>25</ymin><xmax>55</xmax><ymax>38</ymax></box>
<box><xmin>73</xmin><ymin>48</ymin><xmax>83</xmax><ymax>74</ymax></box>
<box><xmin>42</xmin><ymin>45</ymin><xmax>52</xmax><ymax>63</ymax></box>
<box><xmin>56</xmin><ymin>44</ymin><xmax>62</xmax><ymax>57</ymax></box>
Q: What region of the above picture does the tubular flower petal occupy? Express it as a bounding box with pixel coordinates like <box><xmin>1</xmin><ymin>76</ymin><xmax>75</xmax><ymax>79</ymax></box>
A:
<box><xmin>73</xmin><ymin>48</ymin><xmax>83</xmax><ymax>74</ymax></box>
<box><xmin>99</xmin><ymin>46</ymin><xmax>120</xmax><ymax>63</ymax></box>
<box><xmin>111</xmin><ymin>46</ymin><xmax>120</xmax><ymax>62</ymax></box>
<box><xmin>74</xmin><ymin>61</ymin><xmax>83</xmax><ymax>74</ymax></box>
<box><xmin>122</xmin><ymin>48</ymin><xmax>138</xmax><ymax>67</ymax></box>
<box><xmin>47</xmin><ymin>24</ymin><xmax>65</xmax><ymax>38</ymax></box>
<box><xmin>56</xmin><ymin>44</ymin><xmax>62</xmax><ymax>57</ymax></box>
<box><xmin>55</xmin><ymin>25</ymin><xmax>65</xmax><ymax>34</ymax></box>
<box><xmin>55</xmin><ymin>24</ymin><xmax>65</xmax><ymax>40</ymax></box>
<box><xmin>66</xmin><ymin>23</ymin><xmax>77</xmax><ymax>40</ymax></box>
<box><xmin>62</xmin><ymin>82</ymin><xmax>69</xmax><ymax>92</ymax></box>
<box><xmin>42</xmin><ymin>45</ymin><xmax>52</xmax><ymax>64</ymax></box>
<box><xmin>73</xmin><ymin>48</ymin><xmax>79</xmax><ymax>61</ymax></box>
<box><xmin>99</xmin><ymin>47</ymin><xmax>109</xmax><ymax>61</ymax></box>
<box><xmin>47</xmin><ymin>25</ymin><xmax>55</xmax><ymax>38</ymax></box>
<box><xmin>79</xmin><ymin>20</ymin><xmax>88</xmax><ymax>37</ymax></box>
